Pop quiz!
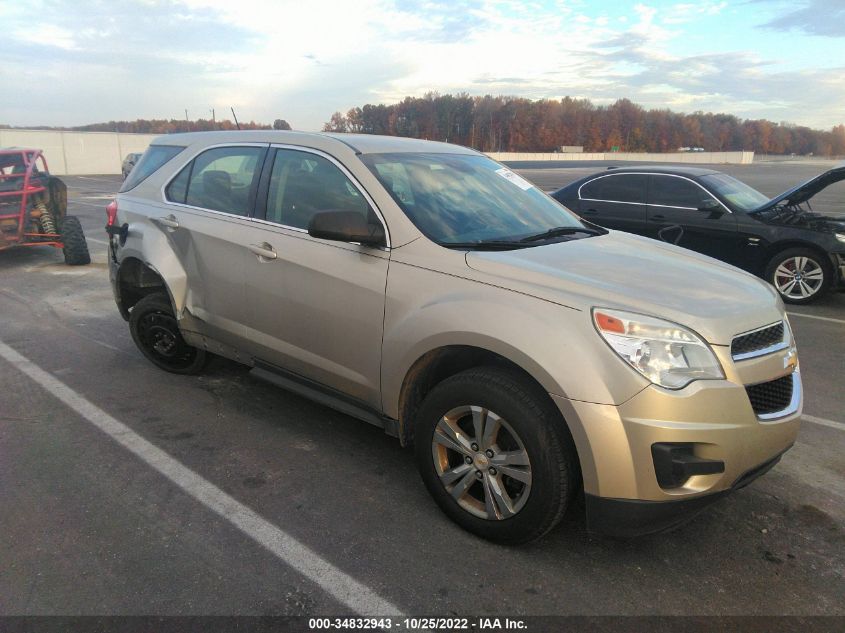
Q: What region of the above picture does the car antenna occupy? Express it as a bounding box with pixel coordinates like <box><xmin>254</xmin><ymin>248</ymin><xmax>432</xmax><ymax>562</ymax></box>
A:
<box><xmin>231</xmin><ymin>107</ymin><xmax>241</xmax><ymax>130</ymax></box>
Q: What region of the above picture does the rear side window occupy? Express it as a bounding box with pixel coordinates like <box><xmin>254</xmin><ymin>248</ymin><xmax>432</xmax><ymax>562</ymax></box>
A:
<box><xmin>119</xmin><ymin>145</ymin><xmax>184</xmax><ymax>192</ymax></box>
<box><xmin>650</xmin><ymin>175</ymin><xmax>714</xmax><ymax>208</ymax></box>
<box><xmin>166</xmin><ymin>146</ymin><xmax>264</xmax><ymax>216</ymax></box>
<box><xmin>580</xmin><ymin>174</ymin><xmax>647</xmax><ymax>203</ymax></box>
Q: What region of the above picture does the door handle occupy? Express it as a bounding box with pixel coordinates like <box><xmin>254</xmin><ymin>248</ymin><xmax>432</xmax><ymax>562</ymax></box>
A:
<box><xmin>152</xmin><ymin>215</ymin><xmax>180</xmax><ymax>229</ymax></box>
<box><xmin>582</xmin><ymin>208</ymin><xmax>598</xmax><ymax>215</ymax></box>
<box><xmin>247</xmin><ymin>242</ymin><xmax>277</xmax><ymax>260</ymax></box>
<box><xmin>650</xmin><ymin>214</ymin><xmax>666</xmax><ymax>222</ymax></box>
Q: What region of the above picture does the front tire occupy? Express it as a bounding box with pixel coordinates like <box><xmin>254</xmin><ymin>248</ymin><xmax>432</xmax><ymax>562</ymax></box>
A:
<box><xmin>414</xmin><ymin>367</ymin><xmax>578</xmax><ymax>544</ymax></box>
<box><xmin>129</xmin><ymin>293</ymin><xmax>208</xmax><ymax>374</ymax></box>
<box><xmin>764</xmin><ymin>247</ymin><xmax>832</xmax><ymax>304</ymax></box>
<box><xmin>61</xmin><ymin>216</ymin><xmax>91</xmax><ymax>266</ymax></box>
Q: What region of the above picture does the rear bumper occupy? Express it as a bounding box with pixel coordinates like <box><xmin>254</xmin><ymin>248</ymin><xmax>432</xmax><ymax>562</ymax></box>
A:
<box><xmin>585</xmin><ymin>449</ymin><xmax>787</xmax><ymax>537</ymax></box>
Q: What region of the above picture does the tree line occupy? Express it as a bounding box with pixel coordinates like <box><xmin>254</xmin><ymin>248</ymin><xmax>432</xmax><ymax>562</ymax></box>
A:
<box><xmin>322</xmin><ymin>94</ymin><xmax>845</xmax><ymax>156</ymax></box>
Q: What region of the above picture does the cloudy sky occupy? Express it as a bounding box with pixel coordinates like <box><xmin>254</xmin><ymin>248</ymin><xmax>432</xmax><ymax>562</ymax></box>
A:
<box><xmin>1</xmin><ymin>0</ymin><xmax>843</xmax><ymax>131</ymax></box>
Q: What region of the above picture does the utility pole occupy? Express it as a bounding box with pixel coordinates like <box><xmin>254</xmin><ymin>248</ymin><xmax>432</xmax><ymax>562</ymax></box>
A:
<box><xmin>210</xmin><ymin>108</ymin><xmax>216</xmax><ymax>126</ymax></box>
<box><xmin>185</xmin><ymin>109</ymin><xmax>188</xmax><ymax>121</ymax></box>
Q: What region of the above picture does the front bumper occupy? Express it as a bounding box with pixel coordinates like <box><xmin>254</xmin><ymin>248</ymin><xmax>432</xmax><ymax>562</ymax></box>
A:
<box><xmin>584</xmin><ymin>448</ymin><xmax>788</xmax><ymax>537</ymax></box>
<box><xmin>551</xmin><ymin>342</ymin><xmax>801</xmax><ymax>535</ymax></box>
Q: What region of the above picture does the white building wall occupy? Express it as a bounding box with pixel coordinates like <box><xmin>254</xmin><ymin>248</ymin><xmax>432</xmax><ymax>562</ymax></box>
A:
<box><xmin>1</xmin><ymin>129</ymin><xmax>756</xmax><ymax>173</ymax></box>
<box><xmin>0</xmin><ymin>129</ymin><xmax>159</xmax><ymax>175</ymax></box>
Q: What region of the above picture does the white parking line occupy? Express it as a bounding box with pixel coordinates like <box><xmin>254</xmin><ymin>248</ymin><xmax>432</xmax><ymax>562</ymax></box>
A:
<box><xmin>68</xmin><ymin>199</ymin><xmax>111</xmax><ymax>209</ymax></box>
<box><xmin>0</xmin><ymin>340</ymin><xmax>404</xmax><ymax>616</ymax></box>
<box><xmin>787</xmin><ymin>312</ymin><xmax>845</xmax><ymax>325</ymax></box>
<box><xmin>76</xmin><ymin>176</ymin><xmax>121</xmax><ymax>184</ymax></box>
<box><xmin>86</xmin><ymin>237</ymin><xmax>109</xmax><ymax>246</ymax></box>
<box><xmin>803</xmin><ymin>414</ymin><xmax>845</xmax><ymax>432</ymax></box>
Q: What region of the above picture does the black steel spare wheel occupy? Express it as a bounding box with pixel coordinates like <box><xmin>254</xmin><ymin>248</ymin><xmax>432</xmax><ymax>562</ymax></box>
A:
<box><xmin>129</xmin><ymin>293</ymin><xmax>208</xmax><ymax>374</ymax></box>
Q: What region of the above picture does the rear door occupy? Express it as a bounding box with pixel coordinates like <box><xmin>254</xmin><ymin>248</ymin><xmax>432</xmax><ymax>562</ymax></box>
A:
<box><xmin>238</xmin><ymin>146</ymin><xmax>390</xmax><ymax>408</ymax></box>
<box><xmin>160</xmin><ymin>144</ymin><xmax>268</xmax><ymax>348</ymax></box>
<box><xmin>646</xmin><ymin>174</ymin><xmax>740</xmax><ymax>263</ymax></box>
<box><xmin>577</xmin><ymin>173</ymin><xmax>648</xmax><ymax>234</ymax></box>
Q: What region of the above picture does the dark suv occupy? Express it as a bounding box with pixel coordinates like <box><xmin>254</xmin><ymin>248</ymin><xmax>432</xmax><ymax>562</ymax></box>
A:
<box><xmin>121</xmin><ymin>153</ymin><xmax>143</xmax><ymax>179</ymax></box>
<box><xmin>551</xmin><ymin>165</ymin><xmax>845</xmax><ymax>304</ymax></box>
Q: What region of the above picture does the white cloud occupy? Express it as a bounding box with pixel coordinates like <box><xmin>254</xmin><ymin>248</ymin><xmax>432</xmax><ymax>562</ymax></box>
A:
<box><xmin>13</xmin><ymin>24</ymin><xmax>79</xmax><ymax>50</ymax></box>
<box><xmin>0</xmin><ymin>0</ymin><xmax>842</xmax><ymax>130</ymax></box>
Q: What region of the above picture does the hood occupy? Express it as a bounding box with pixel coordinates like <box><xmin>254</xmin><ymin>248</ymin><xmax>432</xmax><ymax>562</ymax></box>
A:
<box><xmin>755</xmin><ymin>164</ymin><xmax>845</xmax><ymax>210</ymax></box>
<box><xmin>464</xmin><ymin>232</ymin><xmax>782</xmax><ymax>346</ymax></box>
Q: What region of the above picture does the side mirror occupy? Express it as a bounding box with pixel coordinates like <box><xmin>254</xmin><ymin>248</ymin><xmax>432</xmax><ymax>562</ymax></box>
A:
<box><xmin>308</xmin><ymin>210</ymin><xmax>386</xmax><ymax>247</ymax></box>
<box><xmin>698</xmin><ymin>199</ymin><xmax>721</xmax><ymax>212</ymax></box>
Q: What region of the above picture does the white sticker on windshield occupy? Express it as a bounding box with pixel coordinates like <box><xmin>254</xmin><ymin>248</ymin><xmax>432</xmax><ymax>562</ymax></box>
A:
<box><xmin>495</xmin><ymin>168</ymin><xmax>534</xmax><ymax>191</ymax></box>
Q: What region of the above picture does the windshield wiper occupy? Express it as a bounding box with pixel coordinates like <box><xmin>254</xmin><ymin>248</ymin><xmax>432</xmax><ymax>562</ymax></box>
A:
<box><xmin>519</xmin><ymin>226</ymin><xmax>603</xmax><ymax>243</ymax></box>
<box><xmin>440</xmin><ymin>239</ymin><xmax>534</xmax><ymax>250</ymax></box>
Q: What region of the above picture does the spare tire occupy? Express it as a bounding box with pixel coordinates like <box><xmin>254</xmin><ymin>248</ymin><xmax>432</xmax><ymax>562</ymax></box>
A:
<box><xmin>61</xmin><ymin>215</ymin><xmax>91</xmax><ymax>265</ymax></box>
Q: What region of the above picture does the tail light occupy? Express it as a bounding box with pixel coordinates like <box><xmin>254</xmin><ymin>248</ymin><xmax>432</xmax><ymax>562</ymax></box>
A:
<box><xmin>106</xmin><ymin>200</ymin><xmax>118</xmax><ymax>227</ymax></box>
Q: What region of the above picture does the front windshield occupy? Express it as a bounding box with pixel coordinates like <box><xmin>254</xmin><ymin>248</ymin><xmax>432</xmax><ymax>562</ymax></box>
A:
<box><xmin>361</xmin><ymin>152</ymin><xmax>586</xmax><ymax>244</ymax></box>
<box><xmin>700</xmin><ymin>173</ymin><xmax>770</xmax><ymax>212</ymax></box>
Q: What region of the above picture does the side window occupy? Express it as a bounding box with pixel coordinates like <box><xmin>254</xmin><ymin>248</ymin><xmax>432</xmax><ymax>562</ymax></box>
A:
<box><xmin>581</xmin><ymin>174</ymin><xmax>647</xmax><ymax>203</ymax></box>
<box><xmin>579</xmin><ymin>178</ymin><xmax>603</xmax><ymax>200</ymax></box>
<box><xmin>265</xmin><ymin>149</ymin><xmax>370</xmax><ymax>230</ymax></box>
<box><xmin>119</xmin><ymin>145</ymin><xmax>185</xmax><ymax>193</ymax></box>
<box><xmin>166</xmin><ymin>164</ymin><xmax>190</xmax><ymax>204</ymax></box>
<box><xmin>650</xmin><ymin>176</ymin><xmax>714</xmax><ymax>209</ymax></box>
<box><xmin>172</xmin><ymin>146</ymin><xmax>263</xmax><ymax>216</ymax></box>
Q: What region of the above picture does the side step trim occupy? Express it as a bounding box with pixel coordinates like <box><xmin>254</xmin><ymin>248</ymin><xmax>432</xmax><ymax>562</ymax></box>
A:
<box><xmin>250</xmin><ymin>362</ymin><xmax>399</xmax><ymax>438</ymax></box>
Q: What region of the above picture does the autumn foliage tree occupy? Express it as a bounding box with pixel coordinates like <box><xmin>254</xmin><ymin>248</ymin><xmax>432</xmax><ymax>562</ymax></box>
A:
<box><xmin>323</xmin><ymin>94</ymin><xmax>845</xmax><ymax>156</ymax></box>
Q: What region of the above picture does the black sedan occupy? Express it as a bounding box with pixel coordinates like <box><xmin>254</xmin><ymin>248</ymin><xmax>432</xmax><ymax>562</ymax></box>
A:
<box><xmin>551</xmin><ymin>165</ymin><xmax>845</xmax><ymax>304</ymax></box>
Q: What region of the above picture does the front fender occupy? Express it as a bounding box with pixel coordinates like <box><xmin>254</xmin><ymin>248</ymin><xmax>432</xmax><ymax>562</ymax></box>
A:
<box><xmin>380</xmin><ymin>261</ymin><xmax>648</xmax><ymax>420</ymax></box>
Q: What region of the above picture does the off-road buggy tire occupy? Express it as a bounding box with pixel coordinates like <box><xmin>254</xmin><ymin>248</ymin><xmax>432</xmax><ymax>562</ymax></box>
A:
<box><xmin>61</xmin><ymin>216</ymin><xmax>91</xmax><ymax>265</ymax></box>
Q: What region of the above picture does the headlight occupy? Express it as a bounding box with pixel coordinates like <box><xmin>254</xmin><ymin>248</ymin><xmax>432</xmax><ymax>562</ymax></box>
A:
<box><xmin>835</xmin><ymin>232</ymin><xmax>845</xmax><ymax>243</ymax></box>
<box><xmin>592</xmin><ymin>308</ymin><xmax>724</xmax><ymax>389</ymax></box>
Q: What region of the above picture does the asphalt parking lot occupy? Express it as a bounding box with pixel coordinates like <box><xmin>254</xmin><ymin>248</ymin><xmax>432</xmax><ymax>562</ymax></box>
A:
<box><xmin>0</xmin><ymin>164</ymin><xmax>843</xmax><ymax>618</ymax></box>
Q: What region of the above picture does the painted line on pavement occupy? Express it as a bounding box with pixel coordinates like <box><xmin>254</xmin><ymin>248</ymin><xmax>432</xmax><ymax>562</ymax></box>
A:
<box><xmin>787</xmin><ymin>312</ymin><xmax>845</xmax><ymax>326</ymax></box>
<box><xmin>0</xmin><ymin>339</ymin><xmax>404</xmax><ymax>616</ymax></box>
<box><xmin>76</xmin><ymin>176</ymin><xmax>122</xmax><ymax>183</ymax></box>
<box><xmin>68</xmin><ymin>199</ymin><xmax>111</xmax><ymax>209</ymax></box>
<box><xmin>803</xmin><ymin>414</ymin><xmax>845</xmax><ymax>432</ymax></box>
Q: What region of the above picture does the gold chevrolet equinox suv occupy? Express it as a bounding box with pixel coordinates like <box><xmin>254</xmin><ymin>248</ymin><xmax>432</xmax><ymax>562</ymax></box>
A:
<box><xmin>107</xmin><ymin>131</ymin><xmax>801</xmax><ymax>543</ymax></box>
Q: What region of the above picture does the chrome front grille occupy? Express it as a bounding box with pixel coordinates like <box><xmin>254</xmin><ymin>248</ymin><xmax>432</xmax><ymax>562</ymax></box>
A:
<box><xmin>731</xmin><ymin>322</ymin><xmax>786</xmax><ymax>360</ymax></box>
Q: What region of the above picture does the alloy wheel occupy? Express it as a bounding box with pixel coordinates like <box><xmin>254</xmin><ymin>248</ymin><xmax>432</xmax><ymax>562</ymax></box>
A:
<box><xmin>431</xmin><ymin>405</ymin><xmax>532</xmax><ymax>520</ymax></box>
<box><xmin>774</xmin><ymin>256</ymin><xmax>824</xmax><ymax>300</ymax></box>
